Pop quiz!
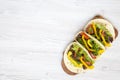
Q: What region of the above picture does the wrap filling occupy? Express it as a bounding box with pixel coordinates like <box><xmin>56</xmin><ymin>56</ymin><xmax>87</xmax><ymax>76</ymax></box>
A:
<box><xmin>67</xmin><ymin>43</ymin><xmax>94</xmax><ymax>69</ymax></box>
<box><xmin>86</xmin><ymin>22</ymin><xmax>113</xmax><ymax>47</ymax></box>
<box><xmin>76</xmin><ymin>32</ymin><xmax>104</xmax><ymax>59</ymax></box>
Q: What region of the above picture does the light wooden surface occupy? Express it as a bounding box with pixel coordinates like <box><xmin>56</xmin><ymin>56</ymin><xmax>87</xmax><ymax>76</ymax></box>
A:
<box><xmin>0</xmin><ymin>0</ymin><xmax>120</xmax><ymax>80</ymax></box>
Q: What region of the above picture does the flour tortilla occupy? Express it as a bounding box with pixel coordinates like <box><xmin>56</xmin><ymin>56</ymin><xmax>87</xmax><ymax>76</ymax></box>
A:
<box><xmin>93</xmin><ymin>15</ymin><xmax>118</xmax><ymax>39</ymax></box>
<box><xmin>62</xmin><ymin>15</ymin><xmax>118</xmax><ymax>75</ymax></box>
<box><xmin>63</xmin><ymin>42</ymin><xmax>92</xmax><ymax>74</ymax></box>
<box><xmin>75</xmin><ymin>31</ymin><xmax>105</xmax><ymax>59</ymax></box>
<box><xmin>84</xmin><ymin>19</ymin><xmax>115</xmax><ymax>40</ymax></box>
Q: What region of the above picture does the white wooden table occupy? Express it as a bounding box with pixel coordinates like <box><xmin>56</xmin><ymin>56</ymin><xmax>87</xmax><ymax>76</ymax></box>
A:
<box><xmin>0</xmin><ymin>0</ymin><xmax>120</xmax><ymax>80</ymax></box>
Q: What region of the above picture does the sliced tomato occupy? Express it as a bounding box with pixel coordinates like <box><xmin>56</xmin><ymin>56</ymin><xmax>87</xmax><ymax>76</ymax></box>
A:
<box><xmin>89</xmin><ymin>52</ymin><xmax>96</xmax><ymax>59</ymax></box>
<box><xmin>81</xmin><ymin>32</ymin><xmax>89</xmax><ymax>40</ymax></box>
<box><xmin>85</xmin><ymin>62</ymin><xmax>92</xmax><ymax>66</ymax></box>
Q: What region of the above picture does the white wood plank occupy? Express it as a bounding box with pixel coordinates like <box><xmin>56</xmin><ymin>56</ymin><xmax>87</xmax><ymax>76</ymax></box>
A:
<box><xmin>0</xmin><ymin>0</ymin><xmax>120</xmax><ymax>80</ymax></box>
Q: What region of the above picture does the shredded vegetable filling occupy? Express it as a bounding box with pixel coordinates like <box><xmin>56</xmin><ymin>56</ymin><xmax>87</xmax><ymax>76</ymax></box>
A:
<box><xmin>67</xmin><ymin>43</ymin><xmax>94</xmax><ymax>69</ymax></box>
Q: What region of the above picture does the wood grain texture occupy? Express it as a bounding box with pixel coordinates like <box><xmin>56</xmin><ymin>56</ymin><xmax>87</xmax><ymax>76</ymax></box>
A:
<box><xmin>0</xmin><ymin>0</ymin><xmax>120</xmax><ymax>80</ymax></box>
